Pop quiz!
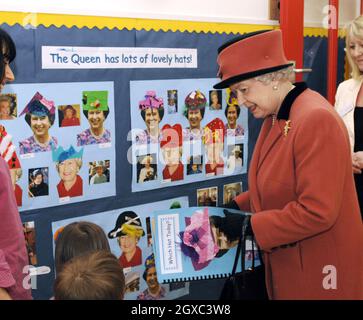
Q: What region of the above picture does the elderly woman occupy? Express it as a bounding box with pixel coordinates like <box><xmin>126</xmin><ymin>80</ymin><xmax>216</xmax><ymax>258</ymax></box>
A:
<box><xmin>335</xmin><ymin>16</ymin><xmax>363</xmax><ymax>220</ymax></box>
<box><xmin>0</xmin><ymin>94</ymin><xmax>16</xmax><ymax>120</ymax></box>
<box><xmin>183</xmin><ymin>91</ymin><xmax>206</xmax><ymax>141</ymax></box>
<box><xmin>19</xmin><ymin>92</ymin><xmax>57</xmax><ymax>155</ymax></box>
<box><xmin>53</xmin><ymin>145</ymin><xmax>83</xmax><ymax>198</ymax></box>
<box><xmin>77</xmin><ymin>91</ymin><xmax>111</xmax><ymax>146</ymax></box>
<box><xmin>138</xmin><ymin>155</ymin><xmax>156</xmax><ymax>183</ymax></box>
<box><xmin>215</xmin><ymin>30</ymin><xmax>363</xmax><ymax>299</ymax></box>
<box><xmin>225</xmin><ymin>90</ymin><xmax>244</xmax><ymax>137</ymax></box>
<box><xmin>136</xmin><ymin>91</ymin><xmax>164</xmax><ymax>145</ymax></box>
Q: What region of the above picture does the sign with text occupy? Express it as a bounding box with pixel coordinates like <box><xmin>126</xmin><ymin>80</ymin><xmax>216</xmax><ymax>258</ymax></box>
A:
<box><xmin>42</xmin><ymin>46</ymin><xmax>198</xmax><ymax>69</ymax></box>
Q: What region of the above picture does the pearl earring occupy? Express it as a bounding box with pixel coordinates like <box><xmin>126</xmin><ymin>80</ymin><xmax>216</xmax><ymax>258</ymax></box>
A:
<box><xmin>273</xmin><ymin>85</ymin><xmax>278</xmax><ymax>90</ymax></box>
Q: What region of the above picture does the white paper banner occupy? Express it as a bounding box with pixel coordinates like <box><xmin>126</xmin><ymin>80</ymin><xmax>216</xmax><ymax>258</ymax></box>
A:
<box><xmin>42</xmin><ymin>46</ymin><xmax>198</xmax><ymax>69</ymax></box>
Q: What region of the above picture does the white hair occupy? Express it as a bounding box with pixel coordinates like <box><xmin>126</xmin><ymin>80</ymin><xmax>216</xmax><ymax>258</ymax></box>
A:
<box><xmin>254</xmin><ymin>66</ymin><xmax>294</xmax><ymax>85</ymax></box>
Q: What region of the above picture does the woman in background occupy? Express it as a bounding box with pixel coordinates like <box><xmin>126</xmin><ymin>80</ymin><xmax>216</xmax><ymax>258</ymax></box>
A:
<box><xmin>335</xmin><ymin>15</ymin><xmax>363</xmax><ymax>220</ymax></box>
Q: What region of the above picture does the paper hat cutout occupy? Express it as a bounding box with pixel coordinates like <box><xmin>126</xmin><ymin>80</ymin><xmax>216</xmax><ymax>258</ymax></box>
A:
<box><xmin>108</xmin><ymin>211</ymin><xmax>145</xmax><ymax>239</ymax></box>
<box><xmin>94</xmin><ymin>160</ymin><xmax>105</xmax><ymax>168</ymax></box>
<box><xmin>19</xmin><ymin>92</ymin><xmax>55</xmax><ymax>117</ymax></box>
<box><xmin>0</xmin><ymin>125</ymin><xmax>21</xmax><ymax>169</ymax></box>
<box><xmin>214</xmin><ymin>30</ymin><xmax>293</xmax><ymax>89</ymax></box>
<box><xmin>180</xmin><ymin>208</ymin><xmax>219</xmax><ymax>269</ymax></box>
<box><xmin>203</xmin><ymin>118</ymin><xmax>226</xmax><ymax>144</ymax></box>
<box><xmin>139</xmin><ymin>91</ymin><xmax>164</xmax><ymax>110</ymax></box>
<box><xmin>226</xmin><ymin>88</ymin><xmax>238</xmax><ymax>106</ymax></box>
<box><xmin>144</xmin><ymin>253</ymin><xmax>156</xmax><ymax>270</ymax></box>
<box><xmin>82</xmin><ymin>91</ymin><xmax>109</xmax><ymax>111</ymax></box>
<box><xmin>160</xmin><ymin>124</ymin><xmax>183</xmax><ymax>148</ymax></box>
<box><xmin>52</xmin><ymin>145</ymin><xmax>84</xmax><ymax>162</ymax></box>
<box><xmin>184</xmin><ymin>90</ymin><xmax>207</xmax><ymax>110</ymax></box>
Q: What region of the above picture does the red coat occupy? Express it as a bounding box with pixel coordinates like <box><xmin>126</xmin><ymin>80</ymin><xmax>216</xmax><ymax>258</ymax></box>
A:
<box><xmin>57</xmin><ymin>175</ymin><xmax>83</xmax><ymax>198</ymax></box>
<box><xmin>235</xmin><ymin>87</ymin><xmax>363</xmax><ymax>299</ymax></box>
<box><xmin>163</xmin><ymin>162</ymin><xmax>184</xmax><ymax>181</ymax></box>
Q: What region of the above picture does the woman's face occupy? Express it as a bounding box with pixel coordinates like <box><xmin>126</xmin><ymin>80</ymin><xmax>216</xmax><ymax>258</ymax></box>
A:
<box><xmin>230</xmin><ymin>78</ymin><xmax>279</xmax><ymax>119</ymax></box>
<box><xmin>118</xmin><ymin>234</ymin><xmax>138</xmax><ymax>255</ymax></box>
<box><xmin>30</xmin><ymin>115</ymin><xmax>51</xmax><ymax>137</ymax></box>
<box><xmin>58</xmin><ymin>159</ymin><xmax>79</xmax><ymax>182</ymax></box>
<box><xmin>64</xmin><ymin>108</ymin><xmax>73</xmax><ymax>119</ymax></box>
<box><xmin>348</xmin><ymin>34</ymin><xmax>363</xmax><ymax>72</ymax></box>
<box><xmin>0</xmin><ymin>101</ymin><xmax>11</xmax><ymax>118</ymax></box>
<box><xmin>162</xmin><ymin>147</ymin><xmax>181</xmax><ymax>166</ymax></box>
<box><xmin>206</xmin><ymin>143</ymin><xmax>223</xmax><ymax>163</ymax></box>
<box><xmin>34</xmin><ymin>174</ymin><xmax>43</xmax><ymax>185</ymax></box>
<box><xmin>227</xmin><ymin>105</ymin><xmax>238</xmax><ymax>126</ymax></box>
<box><xmin>88</xmin><ymin>110</ymin><xmax>105</xmax><ymax>130</ymax></box>
<box><xmin>211</xmin><ymin>93</ymin><xmax>219</xmax><ymax>104</ymax></box>
<box><xmin>187</xmin><ymin>109</ymin><xmax>202</xmax><ymax>129</ymax></box>
<box><xmin>0</xmin><ymin>50</ymin><xmax>15</xmax><ymax>93</ymax></box>
<box><xmin>144</xmin><ymin>108</ymin><xmax>160</xmax><ymax>131</ymax></box>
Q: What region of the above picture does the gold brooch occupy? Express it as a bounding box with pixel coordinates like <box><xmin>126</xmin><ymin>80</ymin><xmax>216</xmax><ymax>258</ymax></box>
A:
<box><xmin>284</xmin><ymin>120</ymin><xmax>291</xmax><ymax>137</ymax></box>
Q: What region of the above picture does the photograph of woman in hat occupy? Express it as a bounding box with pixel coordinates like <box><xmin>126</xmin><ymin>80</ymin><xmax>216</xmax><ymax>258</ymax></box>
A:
<box><xmin>182</xmin><ymin>90</ymin><xmax>206</xmax><ymax>141</ymax></box>
<box><xmin>53</xmin><ymin>145</ymin><xmax>83</xmax><ymax>198</ymax></box>
<box><xmin>335</xmin><ymin>15</ymin><xmax>363</xmax><ymax>220</ymax></box>
<box><xmin>28</xmin><ymin>168</ymin><xmax>49</xmax><ymax>197</ymax></box>
<box><xmin>160</xmin><ymin>123</ymin><xmax>184</xmax><ymax>182</ymax></box>
<box><xmin>18</xmin><ymin>92</ymin><xmax>58</xmax><ymax>155</ymax></box>
<box><xmin>215</xmin><ymin>29</ymin><xmax>363</xmax><ymax>299</ymax></box>
<box><xmin>0</xmin><ymin>94</ymin><xmax>16</xmax><ymax>120</ymax></box>
<box><xmin>108</xmin><ymin>211</ymin><xmax>145</xmax><ymax>268</ymax></box>
<box><xmin>209</xmin><ymin>90</ymin><xmax>222</xmax><ymax>110</ymax></box>
<box><xmin>89</xmin><ymin>160</ymin><xmax>108</xmax><ymax>185</ymax></box>
<box><xmin>77</xmin><ymin>91</ymin><xmax>111</xmax><ymax>146</ymax></box>
<box><xmin>137</xmin><ymin>253</ymin><xmax>167</xmax><ymax>300</ymax></box>
<box><xmin>226</xmin><ymin>144</ymin><xmax>243</xmax><ymax>172</ymax></box>
<box><xmin>59</xmin><ymin>104</ymin><xmax>80</xmax><ymax>127</ymax></box>
<box><xmin>204</xmin><ymin>118</ymin><xmax>225</xmax><ymax>176</ymax></box>
<box><xmin>136</xmin><ymin>90</ymin><xmax>164</xmax><ymax>145</ymax></box>
<box><xmin>225</xmin><ymin>89</ymin><xmax>245</xmax><ymax>137</ymax></box>
<box><xmin>137</xmin><ymin>154</ymin><xmax>156</xmax><ymax>183</ymax></box>
<box><xmin>167</xmin><ymin>89</ymin><xmax>178</xmax><ymax>114</ymax></box>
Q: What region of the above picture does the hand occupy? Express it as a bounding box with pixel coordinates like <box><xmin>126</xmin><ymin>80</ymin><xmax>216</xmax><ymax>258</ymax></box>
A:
<box><xmin>223</xmin><ymin>200</ymin><xmax>240</xmax><ymax>210</ymax></box>
<box><xmin>353</xmin><ymin>151</ymin><xmax>363</xmax><ymax>168</ymax></box>
<box><xmin>352</xmin><ymin>152</ymin><xmax>363</xmax><ymax>174</ymax></box>
<box><xmin>222</xmin><ymin>209</ymin><xmax>254</xmax><ymax>239</ymax></box>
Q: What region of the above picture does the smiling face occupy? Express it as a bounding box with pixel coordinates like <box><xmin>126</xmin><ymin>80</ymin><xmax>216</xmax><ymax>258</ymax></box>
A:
<box><xmin>0</xmin><ymin>100</ymin><xmax>11</xmax><ymax>118</ymax></box>
<box><xmin>162</xmin><ymin>147</ymin><xmax>181</xmax><ymax>166</ymax></box>
<box><xmin>144</xmin><ymin>107</ymin><xmax>160</xmax><ymax>132</ymax></box>
<box><xmin>348</xmin><ymin>33</ymin><xmax>363</xmax><ymax>73</ymax></box>
<box><xmin>33</xmin><ymin>174</ymin><xmax>43</xmax><ymax>185</ymax></box>
<box><xmin>227</xmin><ymin>105</ymin><xmax>238</xmax><ymax>126</ymax></box>
<box><xmin>64</xmin><ymin>108</ymin><xmax>74</xmax><ymax>119</ymax></box>
<box><xmin>118</xmin><ymin>234</ymin><xmax>138</xmax><ymax>256</ymax></box>
<box><xmin>230</xmin><ymin>78</ymin><xmax>280</xmax><ymax>119</ymax></box>
<box><xmin>30</xmin><ymin>114</ymin><xmax>51</xmax><ymax>138</ymax></box>
<box><xmin>58</xmin><ymin>159</ymin><xmax>79</xmax><ymax>183</ymax></box>
<box><xmin>87</xmin><ymin>110</ymin><xmax>105</xmax><ymax>130</ymax></box>
<box><xmin>145</xmin><ymin>267</ymin><xmax>159</xmax><ymax>290</ymax></box>
<box><xmin>187</xmin><ymin>109</ymin><xmax>202</xmax><ymax>129</ymax></box>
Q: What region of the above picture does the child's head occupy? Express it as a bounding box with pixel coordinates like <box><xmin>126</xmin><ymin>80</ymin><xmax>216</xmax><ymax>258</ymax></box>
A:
<box><xmin>55</xmin><ymin>221</ymin><xmax>110</xmax><ymax>273</ymax></box>
<box><xmin>54</xmin><ymin>250</ymin><xmax>125</xmax><ymax>300</ymax></box>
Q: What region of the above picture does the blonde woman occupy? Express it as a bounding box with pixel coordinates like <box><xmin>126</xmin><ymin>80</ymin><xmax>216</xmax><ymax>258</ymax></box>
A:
<box><xmin>335</xmin><ymin>15</ymin><xmax>363</xmax><ymax>219</ymax></box>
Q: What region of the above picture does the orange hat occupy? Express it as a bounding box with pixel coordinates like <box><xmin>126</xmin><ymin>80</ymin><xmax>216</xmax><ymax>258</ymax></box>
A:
<box><xmin>160</xmin><ymin>124</ymin><xmax>183</xmax><ymax>148</ymax></box>
<box><xmin>214</xmin><ymin>30</ymin><xmax>293</xmax><ymax>89</ymax></box>
<box><xmin>203</xmin><ymin>118</ymin><xmax>225</xmax><ymax>145</ymax></box>
<box><xmin>0</xmin><ymin>125</ymin><xmax>21</xmax><ymax>169</ymax></box>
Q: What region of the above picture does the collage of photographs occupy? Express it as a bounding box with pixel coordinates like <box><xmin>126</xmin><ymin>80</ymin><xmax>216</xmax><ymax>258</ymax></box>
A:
<box><xmin>0</xmin><ymin>82</ymin><xmax>116</xmax><ymax>211</ymax></box>
<box><xmin>130</xmin><ymin>78</ymin><xmax>248</xmax><ymax>192</ymax></box>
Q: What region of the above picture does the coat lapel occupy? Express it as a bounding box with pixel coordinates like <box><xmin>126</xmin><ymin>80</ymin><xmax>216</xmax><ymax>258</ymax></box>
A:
<box><xmin>257</xmin><ymin>120</ymin><xmax>282</xmax><ymax>172</ymax></box>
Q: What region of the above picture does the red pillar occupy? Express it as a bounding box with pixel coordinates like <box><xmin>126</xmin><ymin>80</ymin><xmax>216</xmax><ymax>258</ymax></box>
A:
<box><xmin>361</xmin><ymin>0</ymin><xmax>363</xmax><ymax>15</ymax></box>
<box><xmin>327</xmin><ymin>0</ymin><xmax>339</xmax><ymax>104</ymax></box>
<box><xmin>279</xmin><ymin>0</ymin><xmax>305</xmax><ymax>82</ymax></box>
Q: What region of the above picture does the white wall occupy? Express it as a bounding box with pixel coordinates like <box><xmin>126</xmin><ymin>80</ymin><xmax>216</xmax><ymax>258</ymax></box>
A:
<box><xmin>0</xmin><ymin>0</ymin><xmax>360</xmax><ymax>26</ymax></box>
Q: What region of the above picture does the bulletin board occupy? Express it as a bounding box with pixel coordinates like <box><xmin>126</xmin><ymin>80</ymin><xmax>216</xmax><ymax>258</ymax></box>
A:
<box><xmin>0</xmin><ymin>13</ymin><xmax>346</xmax><ymax>299</ymax></box>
